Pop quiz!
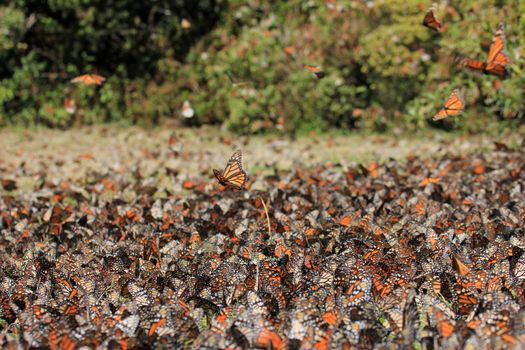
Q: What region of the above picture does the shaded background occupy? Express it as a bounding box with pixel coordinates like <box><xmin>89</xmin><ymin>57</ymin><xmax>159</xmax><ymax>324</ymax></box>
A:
<box><xmin>0</xmin><ymin>0</ymin><xmax>524</xmax><ymax>134</ymax></box>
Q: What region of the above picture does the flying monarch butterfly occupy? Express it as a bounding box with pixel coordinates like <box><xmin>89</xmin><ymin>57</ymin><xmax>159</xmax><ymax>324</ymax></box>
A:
<box><xmin>181</xmin><ymin>100</ymin><xmax>194</xmax><ymax>118</ymax></box>
<box><xmin>433</xmin><ymin>89</ymin><xmax>464</xmax><ymax>121</ymax></box>
<box><xmin>456</xmin><ymin>23</ymin><xmax>510</xmax><ymax>78</ymax></box>
<box><xmin>70</xmin><ymin>74</ymin><xmax>106</xmax><ymax>85</ymax></box>
<box><xmin>213</xmin><ymin>150</ymin><xmax>248</xmax><ymax>190</ymax></box>
<box><xmin>422</xmin><ymin>3</ymin><xmax>442</xmax><ymax>32</ymax></box>
<box><xmin>303</xmin><ymin>64</ymin><xmax>325</xmax><ymax>79</ymax></box>
<box><xmin>63</xmin><ymin>99</ymin><xmax>76</xmax><ymax>114</ymax></box>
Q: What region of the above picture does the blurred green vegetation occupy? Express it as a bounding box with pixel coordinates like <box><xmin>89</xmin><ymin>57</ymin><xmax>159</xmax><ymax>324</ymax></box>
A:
<box><xmin>0</xmin><ymin>0</ymin><xmax>524</xmax><ymax>134</ymax></box>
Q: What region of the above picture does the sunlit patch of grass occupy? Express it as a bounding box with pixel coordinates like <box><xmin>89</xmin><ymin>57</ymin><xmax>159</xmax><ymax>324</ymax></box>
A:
<box><xmin>1</xmin><ymin>125</ymin><xmax>523</xmax><ymax>189</ymax></box>
<box><xmin>249</xmin><ymin>165</ymin><xmax>276</xmax><ymax>177</ymax></box>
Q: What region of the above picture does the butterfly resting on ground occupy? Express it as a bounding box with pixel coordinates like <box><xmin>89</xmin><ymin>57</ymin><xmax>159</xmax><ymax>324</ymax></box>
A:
<box><xmin>213</xmin><ymin>150</ymin><xmax>248</xmax><ymax>190</ymax></box>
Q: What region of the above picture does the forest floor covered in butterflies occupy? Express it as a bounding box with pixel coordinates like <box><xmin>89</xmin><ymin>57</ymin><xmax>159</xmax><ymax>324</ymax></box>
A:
<box><xmin>1</xmin><ymin>126</ymin><xmax>525</xmax><ymax>349</ymax></box>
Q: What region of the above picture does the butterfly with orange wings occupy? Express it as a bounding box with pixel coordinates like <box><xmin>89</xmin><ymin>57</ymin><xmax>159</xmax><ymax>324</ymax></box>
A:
<box><xmin>456</xmin><ymin>23</ymin><xmax>510</xmax><ymax>78</ymax></box>
<box><xmin>422</xmin><ymin>3</ymin><xmax>442</xmax><ymax>32</ymax></box>
<box><xmin>213</xmin><ymin>150</ymin><xmax>248</xmax><ymax>190</ymax></box>
<box><xmin>303</xmin><ymin>64</ymin><xmax>325</xmax><ymax>79</ymax></box>
<box><xmin>71</xmin><ymin>74</ymin><xmax>106</xmax><ymax>86</ymax></box>
<box><xmin>433</xmin><ymin>89</ymin><xmax>464</xmax><ymax>121</ymax></box>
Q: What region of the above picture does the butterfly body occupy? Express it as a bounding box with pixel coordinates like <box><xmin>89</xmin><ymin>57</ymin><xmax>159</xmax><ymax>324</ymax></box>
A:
<box><xmin>213</xmin><ymin>150</ymin><xmax>248</xmax><ymax>190</ymax></box>
<box><xmin>433</xmin><ymin>89</ymin><xmax>464</xmax><ymax>121</ymax></box>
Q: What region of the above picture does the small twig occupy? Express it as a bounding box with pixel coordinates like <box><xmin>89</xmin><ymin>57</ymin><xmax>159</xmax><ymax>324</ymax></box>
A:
<box><xmin>255</xmin><ymin>261</ymin><xmax>260</xmax><ymax>293</ymax></box>
<box><xmin>258</xmin><ymin>195</ymin><xmax>271</xmax><ymax>236</ymax></box>
<box><xmin>253</xmin><ymin>195</ymin><xmax>271</xmax><ymax>293</ymax></box>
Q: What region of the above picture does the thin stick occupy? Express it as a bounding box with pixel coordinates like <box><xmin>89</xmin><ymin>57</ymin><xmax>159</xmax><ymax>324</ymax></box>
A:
<box><xmin>255</xmin><ymin>261</ymin><xmax>260</xmax><ymax>292</ymax></box>
<box><xmin>259</xmin><ymin>195</ymin><xmax>271</xmax><ymax>236</ymax></box>
<box><xmin>254</xmin><ymin>195</ymin><xmax>271</xmax><ymax>292</ymax></box>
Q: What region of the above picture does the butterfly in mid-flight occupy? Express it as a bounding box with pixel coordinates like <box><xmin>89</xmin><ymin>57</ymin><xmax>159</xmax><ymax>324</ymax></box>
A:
<box><xmin>213</xmin><ymin>150</ymin><xmax>248</xmax><ymax>190</ymax></box>
<box><xmin>303</xmin><ymin>64</ymin><xmax>325</xmax><ymax>79</ymax></box>
<box><xmin>456</xmin><ymin>23</ymin><xmax>510</xmax><ymax>78</ymax></box>
<box><xmin>433</xmin><ymin>89</ymin><xmax>464</xmax><ymax>121</ymax></box>
<box><xmin>71</xmin><ymin>74</ymin><xmax>106</xmax><ymax>86</ymax></box>
<box><xmin>422</xmin><ymin>3</ymin><xmax>442</xmax><ymax>32</ymax></box>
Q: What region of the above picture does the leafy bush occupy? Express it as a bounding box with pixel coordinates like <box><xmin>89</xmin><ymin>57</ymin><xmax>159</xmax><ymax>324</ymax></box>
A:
<box><xmin>0</xmin><ymin>0</ymin><xmax>224</xmax><ymax>127</ymax></box>
<box><xmin>0</xmin><ymin>0</ymin><xmax>524</xmax><ymax>133</ymax></box>
<box><xmin>179</xmin><ymin>0</ymin><xmax>524</xmax><ymax>134</ymax></box>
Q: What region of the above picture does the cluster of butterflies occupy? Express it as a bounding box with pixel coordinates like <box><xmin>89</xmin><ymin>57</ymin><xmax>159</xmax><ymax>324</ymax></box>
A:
<box><xmin>422</xmin><ymin>3</ymin><xmax>511</xmax><ymax>121</ymax></box>
<box><xmin>2</xmin><ymin>113</ymin><xmax>524</xmax><ymax>349</ymax></box>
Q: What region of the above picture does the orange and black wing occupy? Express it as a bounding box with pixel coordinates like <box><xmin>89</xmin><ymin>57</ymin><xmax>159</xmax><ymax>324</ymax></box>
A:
<box><xmin>456</xmin><ymin>56</ymin><xmax>486</xmax><ymax>72</ymax></box>
<box><xmin>484</xmin><ymin>22</ymin><xmax>510</xmax><ymax>77</ymax></box>
<box><xmin>433</xmin><ymin>89</ymin><xmax>464</xmax><ymax>121</ymax></box>
<box><xmin>422</xmin><ymin>3</ymin><xmax>442</xmax><ymax>32</ymax></box>
<box><xmin>214</xmin><ymin>150</ymin><xmax>247</xmax><ymax>189</ymax></box>
<box><xmin>71</xmin><ymin>74</ymin><xmax>106</xmax><ymax>85</ymax></box>
<box><xmin>303</xmin><ymin>64</ymin><xmax>325</xmax><ymax>79</ymax></box>
<box><xmin>213</xmin><ymin>169</ymin><xmax>227</xmax><ymax>185</ymax></box>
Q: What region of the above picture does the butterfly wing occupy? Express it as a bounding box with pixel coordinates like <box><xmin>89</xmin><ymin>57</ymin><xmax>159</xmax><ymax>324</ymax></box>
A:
<box><xmin>221</xmin><ymin>150</ymin><xmax>247</xmax><ymax>189</ymax></box>
<box><xmin>91</xmin><ymin>74</ymin><xmax>106</xmax><ymax>85</ymax></box>
<box><xmin>433</xmin><ymin>89</ymin><xmax>464</xmax><ymax>121</ymax></box>
<box><xmin>213</xmin><ymin>169</ymin><xmax>228</xmax><ymax>185</ymax></box>
<box><xmin>303</xmin><ymin>64</ymin><xmax>325</xmax><ymax>79</ymax></box>
<box><xmin>484</xmin><ymin>23</ymin><xmax>510</xmax><ymax>77</ymax></box>
<box><xmin>71</xmin><ymin>74</ymin><xmax>105</xmax><ymax>85</ymax></box>
<box><xmin>422</xmin><ymin>3</ymin><xmax>442</xmax><ymax>32</ymax></box>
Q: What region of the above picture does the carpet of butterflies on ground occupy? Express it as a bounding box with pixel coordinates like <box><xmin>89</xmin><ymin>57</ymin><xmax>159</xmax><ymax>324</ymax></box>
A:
<box><xmin>1</xmin><ymin>3</ymin><xmax>523</xmax><ymax>350</ymax></box>
<box><xmin>1</xmin><ymin>133</ymin><xmax>525</xmax><ymax>350</ymax></box>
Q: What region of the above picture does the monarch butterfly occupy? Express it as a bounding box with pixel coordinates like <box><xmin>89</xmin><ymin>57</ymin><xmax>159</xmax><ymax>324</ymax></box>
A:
<box><xmin>283</xmin><ymin>46</ymin><xmax>295</xmax><ymax>56</ymax></box>
<box><xmin>181</xmin><ymin>18</ymin><xmax>192</xmax><ymax>29</ymax></box>
<box><xmin>63</xmin><ymin>99</ymin><xmax>76</xmax><ymax>114</ymax></box>
<box><xmin>213</xmin><ymin>150</ymin><xmax>248</xmax><ymax>190</ymax></box>
<box><xmin>422</xmin><ymin>3</ymin><xmax>442</xmax><ymax>32</ymax></box>
<box><xmin>181</xmin><ymin>100</ymin><xmax>194</xmax><ymax>118</ymax></box>
<box><xmin>303</xmin><ymin>64</ymin><xmax>325</xmax><ymax>79</ymax></box>
<box><xmin>456</xmin><ymin>23</ymin><xmax>510</xmax><ymax>78</ymax></box>
<box><xmin>70</xmin><ymin>74</ymin><xmax>105</xmax><ymax>85</ymax></box>
<box><xmin>433</xmin><ymin>89</ymin><xmax>464</xmax><ymax>121</ymax></box>
<box><xmin>454</xmin><ymin>282</ymin><xmax>478</xmax><ymax>315</ymax></box>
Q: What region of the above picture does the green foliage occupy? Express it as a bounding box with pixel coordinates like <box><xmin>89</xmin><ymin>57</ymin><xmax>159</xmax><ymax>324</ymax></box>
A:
<box><xmin>0</xmin><ymin>0</ymin><xmax>524</xmax><ymax>133</ymax></box>
<box><xmin>179</xmin><ymin>0</ymin><xmax>525</xmax><ymax>134</ymax></box>
<box><xmin>0</xmin><ymin>1</ymin><xmax>224</xmax><ymax>127</ymax></box>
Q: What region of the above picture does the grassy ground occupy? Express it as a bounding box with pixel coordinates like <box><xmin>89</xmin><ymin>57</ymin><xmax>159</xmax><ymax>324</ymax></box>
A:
<box><xmin>2</xmin><ymin>125</ymin><xmax>523</xmax><ymax>191</ymax></box>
